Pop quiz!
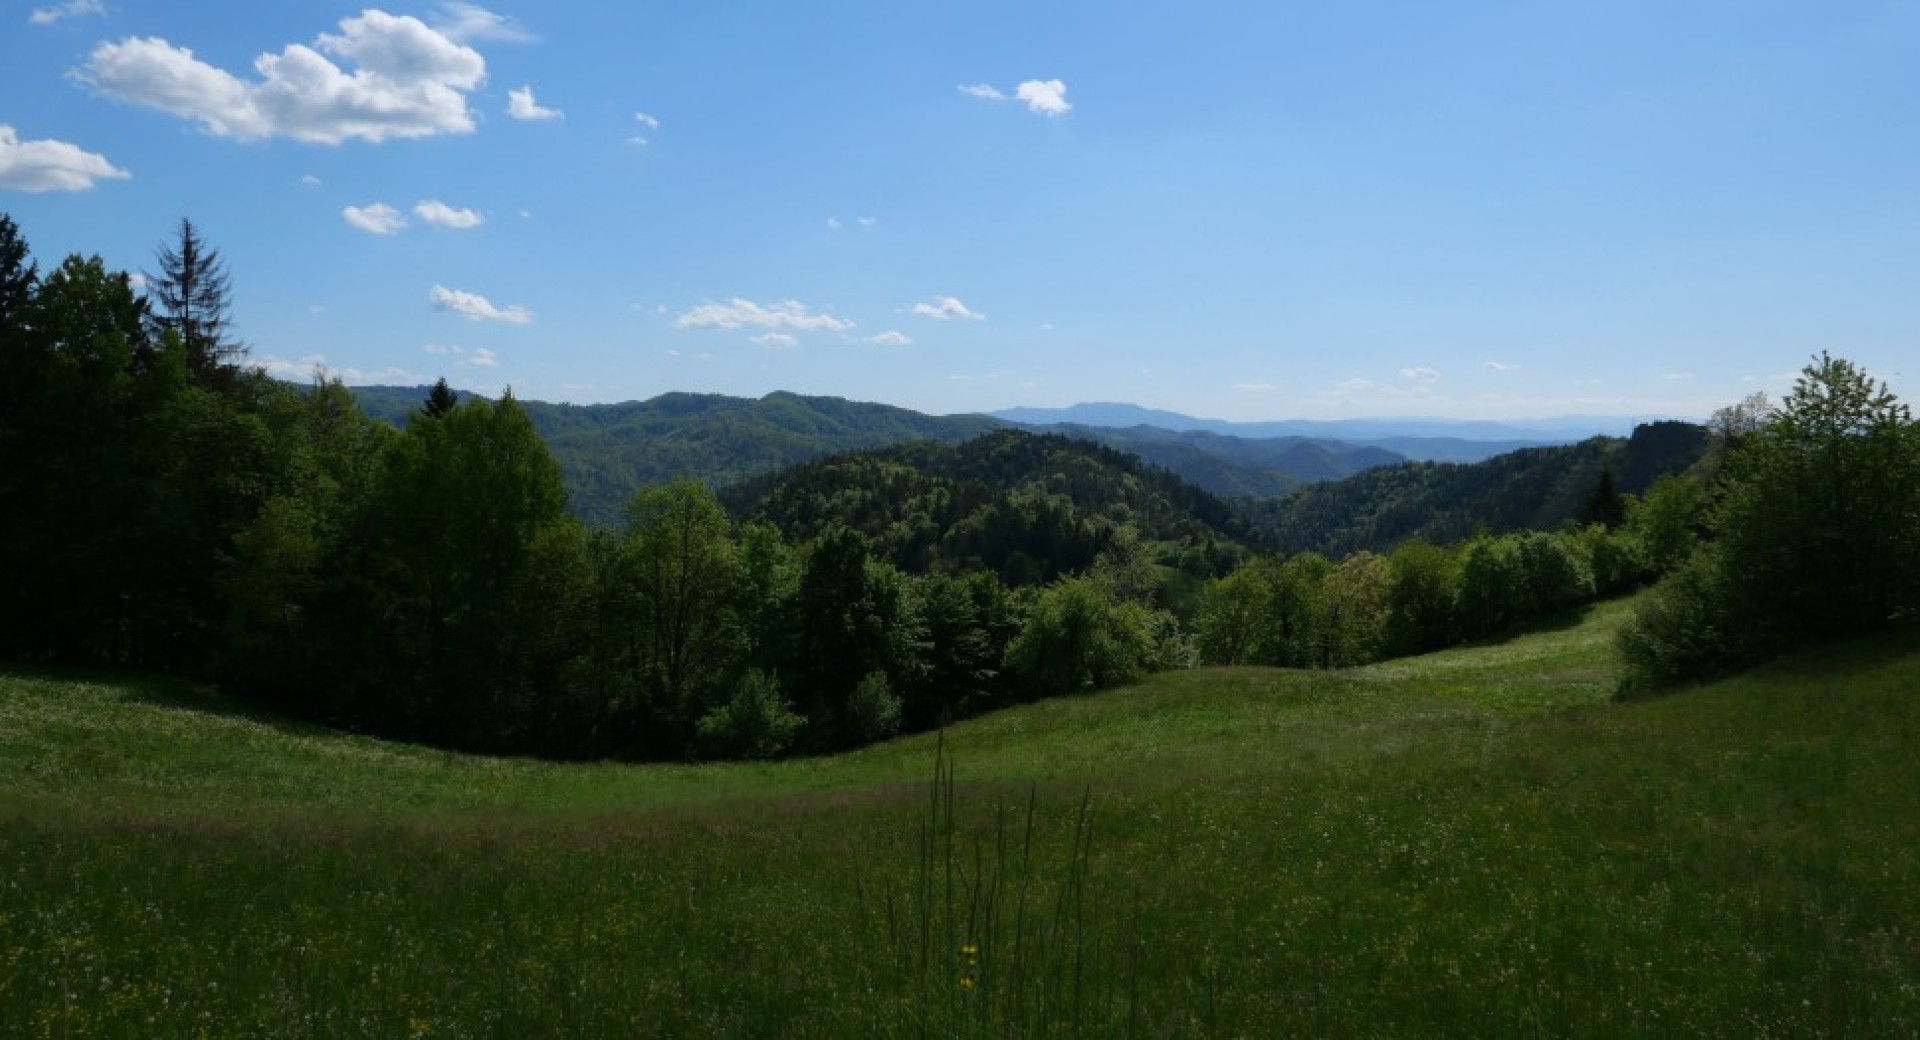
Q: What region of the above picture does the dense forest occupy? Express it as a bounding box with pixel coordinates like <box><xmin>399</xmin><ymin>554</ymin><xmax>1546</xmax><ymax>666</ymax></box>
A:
<box><xmin>720</xmin><ymin>430</ymin><xmax>1254</xmax><ymax>588</ymax></box>
<box><xmin>4</xmin><ymin>210</ymin><xmax>1914</xmax><ymax>764</ymax></box>
<box><xmin>1243</xmin><ymin>420</ymin><xmax>1711</xmax><ymax>556</ymax></box>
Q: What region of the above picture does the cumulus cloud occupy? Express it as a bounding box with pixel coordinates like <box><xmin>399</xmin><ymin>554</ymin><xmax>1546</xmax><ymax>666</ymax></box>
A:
<box><xmin>675</xmin><ymin>298</ymin><xmax>853</xmax><ymax>333</ymax></box>
<box><xmin>1015</xmin><ymin>79</ymin><xmax>1071</xmax><ymax>116</ymax></box>
<box><xmin>29</xmin><ymin>0</ymin><xmax>103</xmax><ymax>25</ymax></box>
<box><xmin>431</xmin><ymin>2</ymin><xmax>535</xmax><ymax>44</ymax></box>
<box><xmin>911</xmin><ymin>296</ymin><xmax>983</xmax><ymax>321</ymax></box>
<box><xmin>413</xmin><ymin>199</ymin><xmax>483</xmax><ymax>228</ymax></box>
<box><xmin>749</xmin><ymin>332</ymin><xmax>798</xmax><ymax>348</ymax></box>
<box><xmin>867</xmin><ymin>331</ymin><xmax>913</xmax><ymax>347</ymax></box>
<box><xmin>961</xmin><ymin>79</ymin><xmax>1071</xmax><ymax>116</ymax></box>
<box><xmin>0</xmin><ymin>124</ymin><xmax>128</xmax><ymax>191</ymax></box>
<box><xmin>430</xmin><ymin>284</ymin><xmax>532</xmax><ymax>324</ymax></box>
<box><xmin>342</xmin><ymin>202</ymin><xmax>406</xmax><ymax>234</ymax></box>
<box><xmin>259</xmin><ymin>353</ymin><xmax>427</xmax><ymax>385</ymax></box>
<box><xmin>1400</xmin><ymin>367</ymin><xmax>1440</xmax><ymax>382</ymax></box>
<box><xmin>79</xmin><ymin>10</ymin><xmax>487</xmax><ymax>144</ymax></box>
<box><xmin>505</xmin><ymin>85</ymin><xmax>561</xmax><ymax>121</ymax></box>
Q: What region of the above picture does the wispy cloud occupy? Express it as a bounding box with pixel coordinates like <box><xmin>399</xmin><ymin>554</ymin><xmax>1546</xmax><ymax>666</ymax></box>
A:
<box><xmin>430</xmin><ymin>284</ymin><xmax>532</xmax><ymax>324</ymax></box>
<box><xmin>1486</xmin><ymin>360</ymin><xmax>1521</xmax><ymax>373</ymax></box>
<box><xmin>505</xmin><ymin>85</ymin><xmax>562</xmax><ymax>121</ymax></box>
<box><xmin>431</xmin><ymin>2</ymin><xmax>535</xmax><ymax>44</ymax></box>
<box><xmin>1233</xmin><ymin>382</ymin><xmax>1275</xmax><ymax>393</ymax></box>
<box><xmin>413</xmin><ymin>199</ymin><xmax>483</xmax><ymax>228</ymax></box>
<box><xmin>28</xmin><ymin>0</ymin><xmax>102</xmax><ymax>25</ymax></box>
<box><xmin>79</xmin><ymin>10</ymin><xmax>486</xmax><ymax>144</ymax></box>
<box><xmin>342</xmin><ymin>203</ymin><xmax>406</xmax><ymax>234</ymax></box>
<box><xmin>867</xmin><ymin>331</ymin><xmax>912</xmax><ymax>347</ymax></box>
<box><xmin>0</xmin><ymin>124</ymin><xmax>127</xmax><ymax>191</ymax></box>
<box><xmin>423</xmin><ymin>343</ymin><xmax>501</xmax><ymax>366</ymax></box>
<box><xmin>1399</xmin><ymin>366</ymin><xmax>1440</xmax><ymax>382</ymax></box>
<box><xmin>911</xmin><ymin>296</ymin><xmax>984</xmax><ymax>320</ymax></box>
<box><xmin>750</xmin><ymin>332</ymin><xmax>798</xmax><ymax>348</ymax></box>
<box><xmin>675</xmin><ymin>298</ymin><xmax>853</xmax><ymax>333</ymax></box>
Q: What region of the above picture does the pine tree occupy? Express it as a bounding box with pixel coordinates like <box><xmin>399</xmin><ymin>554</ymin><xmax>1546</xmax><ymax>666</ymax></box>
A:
<box><xmin>147</xmin><ymin>217</ymin><xmax>241</xmax><ymax>390</ymax></box>
<box><xmin>423</xmin><ymin>376</ymin><xmax>459</xmax><ymax>418</ymax></box>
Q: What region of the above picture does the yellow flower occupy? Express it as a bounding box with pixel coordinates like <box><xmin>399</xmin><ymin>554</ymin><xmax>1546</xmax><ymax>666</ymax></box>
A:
<box><xmin>959</xmin><ymin>975</ymin><xmax>978</xmax><ymax>992</ymax></box>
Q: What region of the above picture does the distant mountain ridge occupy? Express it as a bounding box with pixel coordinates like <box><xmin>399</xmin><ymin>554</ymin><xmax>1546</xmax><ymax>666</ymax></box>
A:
<box><xmin>991</xmin><ymin>402</ymin><xmax>1689</xmax><ymax>459</ymax></box>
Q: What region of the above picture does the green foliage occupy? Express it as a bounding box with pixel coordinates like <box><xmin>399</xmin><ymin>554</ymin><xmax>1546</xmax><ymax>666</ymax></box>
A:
<box><xmin>1383</xmin><ymin>539</ymin><xmax>1458</xmax><ymax>655</ymax></box>
<box><xmin>1625</xmin><ymin>473</ymin><xmax>1708</xmax><ymax>576</ymax></box>
<box><xmin>695</xmin><ymin>669</ymin><xmax>804</xmax><ymax>759</ymax></box>
<box><xmin>1004</xmin><ymin>577</ymin><xmax>1159</xmax><ymax>694</ymax></box>
<box><xmin>1621</xmin><ymin>354</ymin><xmax>1920</xmax><ymax>691</ymax></box>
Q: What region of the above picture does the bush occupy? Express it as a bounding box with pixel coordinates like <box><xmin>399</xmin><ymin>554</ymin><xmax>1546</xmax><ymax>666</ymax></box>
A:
<box><xmin>843</xmin><ymin>670</ymin><xmax>903</xmax><ymax>745</ymax></box>
<box><xmin>696</xmin><ymin>670</ymin><xmax>805</xmax><ymax>759</ymax></box>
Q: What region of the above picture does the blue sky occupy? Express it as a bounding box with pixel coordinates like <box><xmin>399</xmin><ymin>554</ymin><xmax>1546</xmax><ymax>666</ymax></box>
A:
<box><xmin>2</xmin><ymin>1</ymin><xmax>1915</xmax><ymax>421</ymax></box>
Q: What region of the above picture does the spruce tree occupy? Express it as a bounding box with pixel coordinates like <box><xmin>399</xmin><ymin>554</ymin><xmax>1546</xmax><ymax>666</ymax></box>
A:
<box><xmin>147</xmin><ymin>217</ymin><xmax>241</xmax><ymax>390</ymax></box>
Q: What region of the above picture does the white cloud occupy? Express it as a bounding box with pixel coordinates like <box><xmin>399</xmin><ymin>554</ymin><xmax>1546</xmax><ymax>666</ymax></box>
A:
<box><xmin>422</xmin><ymin>343</ymin><xmax>498</xmax><ymax>366</ymax></box>
<box><xmin>868</xmin><ymin>331</ymin><xmax>913</xmax><ymax>347</ymax></box>
<box><xmin>675</xmin><ymin>298</ymin><xmax>853</xmax><ymax>332</ymax></box>
<box><xmin>80</xmin><ymin>10</ymin><xmax>486</xmax><ymax>145</ymax></box>
<box><xmin>1486</xmin><ymin>360</ymin><xmax>1521</xmax><ymax>373</ymax></box>
<box><xmin>343</xmin><ymin>203</ymin><xmax>406</xmax><ymax>234</ymax></box>
<box><xmin>627</xmin><ymin>135</ymin><xmax>650</xmax><ymax>147</ymax></box>
<box><xmin>28</xmin><ymin>0</ymin><xmax>102</xmax><ymax>25</ymax></box>
<box><xmin>1400</xmin><ymin>366</ymin><xmax>1440</xmax><ymax>382</ymax></box>
<box><xmin>911</xmin><ymin>296</ymin><xmax>984</xmax><ymax>321</ymax></box>
<box><xmin>1233</xmin><ymin>382</ymin><xmax>1275</xmax><ymax>393</ymax></box>
<box><xmin>826</xmin><ymin>217</ymin><xmax>842</xmax><ymax>230</ymax></box>
<box><xmin>1015</xmin><ymin>79</ymin><xmax>1071</xmax><ymax>116</ymax></box>
<box><xmin>505</xmin><ymin>85</ymin><xmax>561</xmax><ymax>121</ymax></box>
<box><xmin>431</xmin><ymin>2</ymin><xmax>534</xmax><ymax>44</ymax></box>
<box><xmin>0</xmin><ymin>124</ymin><xmax>128</xmax><ymax>191</ymax></box>
<box><xmin>962</xmin><ymin>79</ymin><xmax>1071</xmax><ymax>116</ymax></box>
<box><xmin>750</xmin><ymin>332</ymin><xmax>798</xmax><ymax>348</ymax></box>
<box><xmin>430</xmin><ymin>284</ymin><xmax>532</xmax><ymax>324</ymax></box>
<box><xmin>127</xmin><ymin>272</ymin><xmax>147</xmax><ymax>290</ymax></box>
<box><xmin>259</xmin><ymin>353</ymin><xmax>428</xmax><ymax>385</ymax></box>
<box><xmin>300</xmin><ymin>173</ymin><xmax>321</xmax><ymax>186</ymax></box>
<box><xmin>634</xmin><ymin>111</ymin><xmax>660</xmax><ymax>129</ymax></box>
<box><xmin>1335</xmin><ymin>378</ymin><xmax>1377</xmax><ymax>393</ymax></box>
<box><xmin>858</xmin><ymin>216</ymin><xmax>878</xmax><ymax>227</ymax></box>
<box><xmin>468</xmin><ymin>347</ymin><xmax>500</xmax><ymax>367</ymax></box>
<box><xmin>413</xmin><ymin>198</ymin><xmax>483</xmax><ymax>228</ymax></box>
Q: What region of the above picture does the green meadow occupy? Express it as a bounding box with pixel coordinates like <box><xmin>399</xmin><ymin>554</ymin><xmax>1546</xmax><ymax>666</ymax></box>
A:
<box><xmin>4</xmin><ymin>598</ymin><xmax>1917</xmax><ymax>1037</ymax></box>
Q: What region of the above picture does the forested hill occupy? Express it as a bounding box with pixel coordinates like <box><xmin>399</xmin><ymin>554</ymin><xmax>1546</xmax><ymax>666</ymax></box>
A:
<box><xmin>351</xmin><ymin>386</ymin><xmax>1002</xmax><ymax>526</ymax></box>
<box><xmin>720</xmin><ymin>429</ymin><xmax>1256</xmax><ymax>587</ymax></box>
<box><xmin>1020</xmin><ymin>424</ymin><xmax>1402</xmax><ymax>498</ymax></box>
<box><xmin>1245</xmin><ymin>421</ymin><xmax>1711</xmax><ymax>556</ymax></box>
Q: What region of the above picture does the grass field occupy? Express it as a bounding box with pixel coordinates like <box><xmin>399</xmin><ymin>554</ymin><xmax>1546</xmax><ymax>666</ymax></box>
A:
<box><xmin>3</xmin><ymin>597</ymin><xmax>1918</xmax><ymax>1037</ymax></box>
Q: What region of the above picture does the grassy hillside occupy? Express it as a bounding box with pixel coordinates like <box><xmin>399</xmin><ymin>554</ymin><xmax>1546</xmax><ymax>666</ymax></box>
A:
<box><xmin>4</xmin><ymin>603</ymin><xmax>1917</xmax><ymax>1036</ymax></box>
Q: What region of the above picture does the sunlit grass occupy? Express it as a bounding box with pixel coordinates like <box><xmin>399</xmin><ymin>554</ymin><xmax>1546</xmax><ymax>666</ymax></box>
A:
<box><xmin>3</xmin><ymin>599</ymin><xmax>1917</xmax><ymax>1036</ymax></box>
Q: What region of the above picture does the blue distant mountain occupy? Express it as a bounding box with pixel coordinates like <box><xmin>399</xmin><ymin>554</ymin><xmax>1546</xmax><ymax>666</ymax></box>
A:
<box><xmin>986</xmin><ymin>402</ymin><xmax>1685</xmax><ymax>462</ymax></box>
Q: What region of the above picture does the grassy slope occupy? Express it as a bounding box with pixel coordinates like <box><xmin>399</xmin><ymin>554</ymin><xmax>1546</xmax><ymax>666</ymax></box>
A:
<box><xmin>3</xmin><ymin>600</ymin><xmax>1917</xmax><ymax>1036</ymax></box>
